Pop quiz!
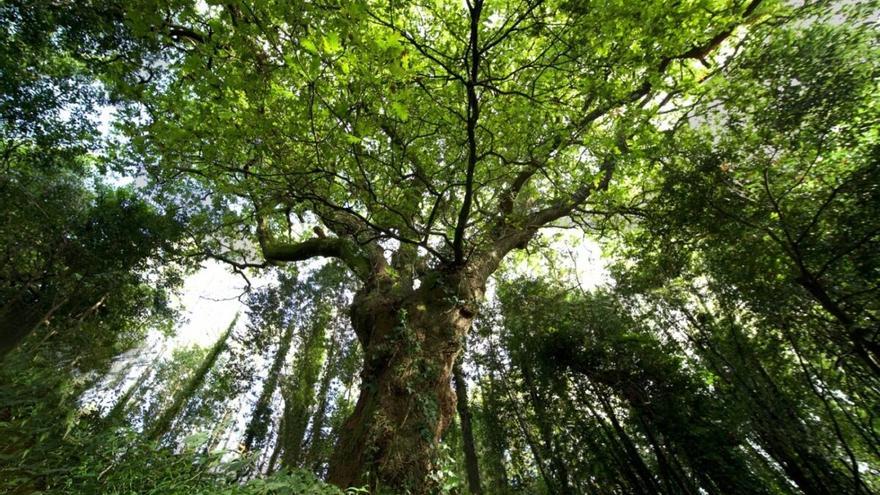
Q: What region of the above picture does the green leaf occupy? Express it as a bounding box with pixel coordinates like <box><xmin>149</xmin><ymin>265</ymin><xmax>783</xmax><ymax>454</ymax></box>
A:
<box><xmin>390</xmin><ymin>101</ymin><xmax>409</xmax><ymax>121</ymax></box>
<box><xmin>322</xmin><ymin>32</ymin><xmax>342</xmax><ymax>54</ymax></box>
<box><xmin>300</xmin><ymin>38</ymin><xmax>318</xmax><ymax>55</ymax></box>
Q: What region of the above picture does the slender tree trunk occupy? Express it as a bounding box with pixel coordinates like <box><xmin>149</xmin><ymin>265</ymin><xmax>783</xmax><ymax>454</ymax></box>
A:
<box><xmin>453</xmin><ymin>359</ymin><xmax>483</xmax><ymax>494</ymax></box>
<box><xmin>207</xmin><ymin>405</ymin><xmax>234</xmax><ymax>453</ymax></box>
<box><xmin>582</xmin><ymin>383</ymin><xmax>660</xmax><ymax>494</ymax></box>
<box><xmin>243</xmin><ymin>323</ymin><xmax>296</xmax><ymax>451</ymax></box>
<box><xmin>266</xmin><ymin>419</ymin><xmax>284</xmax><ymax>475</ymax></box>
<box><xmin>583</xmin><ymin>400</ymin><xmax>650</xmax><ymax>494</ymax></box>
<box><xmin>279</xmin><ymin>309</ymin><xmax>329</xmax><ymax>469</ymax></box>
<box><xmin>637</xmin><ymin>415</ymin><xmax>697</xmax><ymax>495</ymax></box>
<box><xmin>787</xmin><ymin>332</ymin><xmax>874</xmax><ymax>494</ymax></box>
<box><xmin>327</xmin><ymin>273</ymin><xmax>481</xmax><ymax>493</ymax></box>
<box><xmin>306</xmin><ymin>323</ymin><xmax>340</xmax><ymax>471</ymax></box>
<box><xmin>521</xmin><ymin>363</ymin><xmax>572</xmax><ymax>495</ymax></box>
<box><xmin>105</xmin><ymin>362</ymin><xmax>153</xmax><ymax>425</ymax></box>
<box><xmin>497</xmin><ymin>360</ymin><xmax>557</xmax><ymax>493</ymax></box>
<box><xmin>685</xmin><ymin>306</ymin><xmax>849</xmax><ymax>495</ymax></box>
<box><xmin>796</xmin><ymin>274</ymin><xmax>880</xmax><ymax>374</ymax></box>
<box><xmin>481</xmin><ymin>374</ymin><xmax>512</xmax><ymax>493</ymax></box>
<box><xmin>146</xmin><ymin>315</ymin><xmax>236</xmax><ymax>442</ymax></box>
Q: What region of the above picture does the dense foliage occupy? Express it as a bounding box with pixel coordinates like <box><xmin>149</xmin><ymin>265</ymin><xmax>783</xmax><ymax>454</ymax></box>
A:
<box><xmin>1</xmin><ymin>0</ymin><xmax>878</xmax><ymax>494</ymax></box>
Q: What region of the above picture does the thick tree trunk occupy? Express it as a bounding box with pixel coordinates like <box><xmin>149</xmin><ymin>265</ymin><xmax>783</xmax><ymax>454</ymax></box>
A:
<box><xmin>453</xmin><ymin>359</ymin><xmax>483</xmax><ymax>494</ymax></box>
<box><xmin>327</xmin><ymin>273</ymin><xmax>480</xmax><ymax>493</ymax></box>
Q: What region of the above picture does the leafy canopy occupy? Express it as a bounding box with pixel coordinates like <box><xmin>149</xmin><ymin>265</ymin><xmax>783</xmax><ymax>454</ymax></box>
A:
<box><xmin>113</xmin><ymin>0</ymin><xmax>776</xmax><ymax>280</ymax></box>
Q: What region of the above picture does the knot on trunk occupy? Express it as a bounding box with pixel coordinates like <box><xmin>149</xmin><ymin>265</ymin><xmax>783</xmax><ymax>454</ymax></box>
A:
<box><xmin>458</xmin><ymin>305</ymin><xmax>476</xmax><ymax>319</ymax></box>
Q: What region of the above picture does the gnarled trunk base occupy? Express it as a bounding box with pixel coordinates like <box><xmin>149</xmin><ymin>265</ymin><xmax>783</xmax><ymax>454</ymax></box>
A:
<box><xmin>327</xmin><ymin>276</ymin><xmax>478</xmax><ymax>493</ymax></box>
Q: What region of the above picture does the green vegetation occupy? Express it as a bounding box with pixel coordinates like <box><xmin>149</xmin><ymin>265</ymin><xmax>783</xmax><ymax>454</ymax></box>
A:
<box><xmin>1</xmin><ymin>0</ymin><xmax>878</xmax><ymax>493</ymax></box>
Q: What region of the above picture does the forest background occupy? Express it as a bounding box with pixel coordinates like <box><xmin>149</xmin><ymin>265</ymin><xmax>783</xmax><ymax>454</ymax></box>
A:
<box><xmin>1</xmin><ymin>0</ymin><xmax>879</xmax><ymax>494</ymax></box>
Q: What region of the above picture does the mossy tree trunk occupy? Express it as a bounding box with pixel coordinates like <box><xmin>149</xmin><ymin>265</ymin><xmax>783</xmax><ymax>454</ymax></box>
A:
<box><xmin>326</xmin><ymin>270</ymin><xmax>484</xmax><ymax>493</ymax></box>
<box><xmin>305</xmin><ymin>322</ymin><xmax>341</xmax><ymax>471</ymax></box>
<box><xmin>255</xmin><ymin>127</ymin><xmax>616</xmax><ymax>491</ymax></box>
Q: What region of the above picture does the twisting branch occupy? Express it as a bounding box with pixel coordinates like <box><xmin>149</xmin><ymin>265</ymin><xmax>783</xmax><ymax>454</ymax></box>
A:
<box><xmin>255</xmin><ymin>213</ymin><xmax>372</xmax><ymax>281</ymax></box>
<box><xmin>378</xmin><ymin>120</ymin><xmax>439</xmax><ymax>196</ymax></box>
<box><xmin>550</xmin><ymin>0</ymin><xmax>767</xmax><ymax>161</ymax></box>
<box><xmin>205</xmin><ymin>251</ymin><xmax>265</xmax><ymax>292</ymax></box>
<box><xmin>526</xmin><ymin>152</ymin><xmax>617</xmax><ymax>228</ymax></box>
<box><xmin>479</xmin><ymin>0</ymin><xmax>545</xmax><ymax>55</ymax></box>
<box><xmin>475</xmin><ymin>0</ymin><xmax>768</xmax><ymax>253</ymax></box>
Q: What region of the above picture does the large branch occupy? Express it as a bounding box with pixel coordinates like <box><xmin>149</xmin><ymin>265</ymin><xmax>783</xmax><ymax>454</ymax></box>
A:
<box><xmin>167</xmin><ymin>25</ymin><xmax>206</xmax><ymax>44</ymax></box>
<box><xmin>527</xmin><ymin>156</ymin><xmax>615</xmax><ymax>227</ymax></box>
<box><xmin>556</xmin><ymin>0</ymin><xmax>766</xmax><ymax>156</ymax></box>
<box><xmin>256</xmin><ymin>214</ymin><xmax>372</xmax><ymax>280</ymax></box>
<box><xmin>498</xmin><ymin>159</ymin><xmax>542</xmax><ymax>215</ymax></box>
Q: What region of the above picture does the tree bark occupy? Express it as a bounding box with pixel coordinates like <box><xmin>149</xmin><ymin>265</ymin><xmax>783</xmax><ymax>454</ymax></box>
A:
<box><xmin>326</xmin><ymin>271</ymin><xmax>481</xmax><ymax>493</ymax></box>
<box><xmin>453</xmin><ymin>358</ymin><xmax>483</xmax><ymax>494</ymax></box>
